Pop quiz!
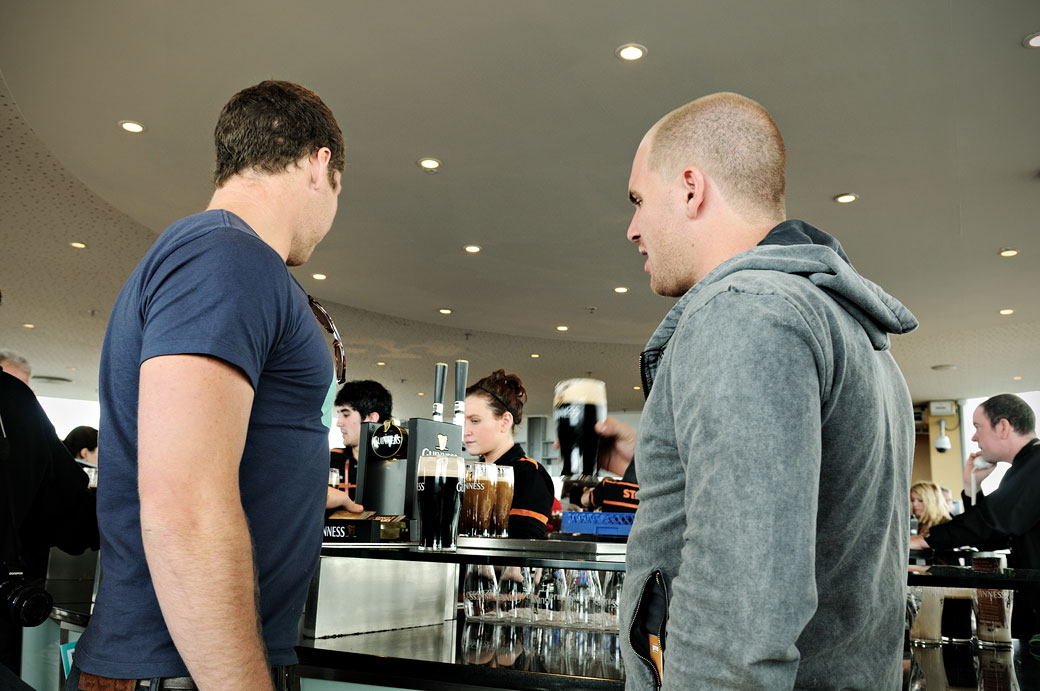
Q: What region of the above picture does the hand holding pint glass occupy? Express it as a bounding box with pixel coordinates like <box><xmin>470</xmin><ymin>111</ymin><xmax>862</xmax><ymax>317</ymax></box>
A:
<box><xmin>416</xmin><ymin>454</ymin><xmax>465</xmax><ymax>551</ymax></box>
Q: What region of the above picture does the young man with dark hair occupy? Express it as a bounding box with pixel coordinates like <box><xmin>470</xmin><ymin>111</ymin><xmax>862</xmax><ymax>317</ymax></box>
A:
<box><xmin>68</xmin><ymin>80</ymin><xmax>345</xmax><ymax>691</ymax></box>
<box><xmin>912</xmin><ymin>394</ymin><xmax>1040</xmax><ymax>638</ymax></box>
<box><xmin>329</xmin><ymin>380</ymin><xmax>392</xmax><ymax>506</ymax></box>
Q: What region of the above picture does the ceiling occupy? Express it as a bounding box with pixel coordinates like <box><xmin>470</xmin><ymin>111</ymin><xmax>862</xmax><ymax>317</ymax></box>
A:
<box><xmin>1</xmin><ymin>1</ymin><xmax>1038</xmax><ymax>422</ymax></box>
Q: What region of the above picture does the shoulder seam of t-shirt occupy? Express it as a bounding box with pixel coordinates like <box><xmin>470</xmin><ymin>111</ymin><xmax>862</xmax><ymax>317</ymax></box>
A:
<box><xmin>139</xmin><ymin>338</ymin><xmax>262</xmax><ymax>390</ymax></box>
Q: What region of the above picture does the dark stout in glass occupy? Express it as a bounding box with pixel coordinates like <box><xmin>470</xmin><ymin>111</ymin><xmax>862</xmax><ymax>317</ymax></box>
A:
<box><xmin>416</xmin><ymin>455</ymin><xmax>465</xmax><ymax>551</ymax></box>
<box><xmin>554</xmin><ymin>379</ymin><xmax>608</xmax><ymax>478</ymax></box>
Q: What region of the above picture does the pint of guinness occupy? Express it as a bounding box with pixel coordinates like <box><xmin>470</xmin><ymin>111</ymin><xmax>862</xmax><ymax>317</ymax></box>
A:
<box><xmin>554</xmin><ymin>378</ymin><xmax>607</xmax><ymax>478</ymax></box>
<box><xmin>460</xmin><ymin>462</ymin><xmax>496</xmax><ymax>538</ymax></box>
<box><xmin>416</xmin><ymin>454</ymin><xmax>465</xmax><ymax>551</ymax></box>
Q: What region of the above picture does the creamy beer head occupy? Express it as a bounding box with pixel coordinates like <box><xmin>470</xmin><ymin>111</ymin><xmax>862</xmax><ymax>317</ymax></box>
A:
<box><xmin>553</xmin><ymin>378</ymin><xmax>607</xmax><ymax>408</ymax></box>
<box><xmin>418</xmin><ymin>454</ymin><xmax>463</xmax><ymax>479</ymax></box>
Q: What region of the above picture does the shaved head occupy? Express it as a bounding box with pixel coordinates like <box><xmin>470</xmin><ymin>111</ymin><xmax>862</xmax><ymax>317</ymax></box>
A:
<box><xmin>647</xmin><ymin>92</ymin><xmax>786</xmax><ymax>223</ymax></box>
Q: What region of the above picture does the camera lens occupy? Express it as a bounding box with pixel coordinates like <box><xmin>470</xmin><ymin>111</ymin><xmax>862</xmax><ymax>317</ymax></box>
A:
<box><xmin>0</xmin><ymin>576</ymin><xmax>54</xmax><ymax>627</ymax></box>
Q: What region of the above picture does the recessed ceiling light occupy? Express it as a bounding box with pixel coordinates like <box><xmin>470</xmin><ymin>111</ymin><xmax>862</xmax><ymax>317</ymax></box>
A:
<box><xmin>312</xmin><ymin>273</ymin><xmax>327</xmax><ymax>280</ymax></box>
<box><xmin>614</xmin><ymin>286</ymin><xmax>628</xmax><ymax>293</ymax></box>
<box><xmin>418</xmin><ymin>158</ymin><xmax>441</xmax><ymax>173</ymax></box>
<box><xmin>633</xmin><ymin>386</ymin><xmax>641</xmax><ymax>390</ymax></box>
<box><xmin>930</xmin><ymin>364</ymin><xmax>958</xmax><ymax>372</ymax></box>
<box><xmin>999</xmin><ymin>248</ymin><xmax>1018</xmax><ymax>258</ymax></box>
<box><xmin>1023</xmin><ymin>31</ymin><xmax>1040</xmax><ymax>48</ymax></box>
<box><xmin>376</xmin><ymin>361</ymin><xmax>386</xmax><ymax>366</ymax></box>
<box><xmin>530</xmin><ymin>353</ymin><xmax>540</xmax><ymax>358</ymax></box>
<box><xmin>23</xmin><ymin>323</ymin><xmax>34</xmax><ymax>329</ymax></box>
<box><xmin>616</xmin><ymin>43</ymin><xmax>647</xmax><ymax>61</ymax></box>
<box><xmin>417</xmin><ymin>392</ymin><xmax>425</xmax><ymax>396</ymax></box>
<box><xmin>464</xmin><ymin>245</ymin><xmax>481</xmax><ymax>254</ymax></box>
<box><xmin>833</xmin><ymin>193</ymin><xmax>857</xmax><ymax>204</ymax></box>
<box><xmin>556</xmin><ymin>325</ymin><xmax>568</xmax><ymax>331</ymax></box>
<box><xmin>439</xmin><ymin>308</ymin><xmax>453</xmax><ymax>315</ymax></box>
<box><xmin>118</xmin><ymin>120</ymin><xmax>145</xmax><ymax>133</ymax></box>
<box><xmin>999</xmin><ymin>309</ymin><xmax>1015</xmax><ymax>316</ymax></box>
<box><xmin>67</xmin><ymin>367</ymin><xmax>77</xmax><ymax>371</ymax></box>
<box><xmin>1014</xmin><ymin>376</ymin><xmax>1023</xmax><ymax>381</ymax></box>
<box><xmin>69</xmin><ymin>241</ymin><xmax>87</xmax><ymax>249</ymax></box>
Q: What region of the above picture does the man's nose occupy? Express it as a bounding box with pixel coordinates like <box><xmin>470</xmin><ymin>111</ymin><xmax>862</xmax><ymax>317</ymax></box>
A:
<box><xmin>626</xmin><ymin>214</ymin><xmax>640</xmax><ymax>243</ymax></box>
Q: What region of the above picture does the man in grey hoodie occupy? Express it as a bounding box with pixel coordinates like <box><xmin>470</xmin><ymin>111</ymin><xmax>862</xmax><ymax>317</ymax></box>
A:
<box><xmin>619</xmin><ymin>93</ymin><xmax>918</xmax><ymax>689</ymax></box>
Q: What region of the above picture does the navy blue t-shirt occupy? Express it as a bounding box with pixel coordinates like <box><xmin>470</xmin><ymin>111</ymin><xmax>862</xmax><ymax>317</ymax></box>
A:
<box><xmin>76</xmin><ymin>210</ymin><xmax>332</xmax><ymax>678</ymax></box>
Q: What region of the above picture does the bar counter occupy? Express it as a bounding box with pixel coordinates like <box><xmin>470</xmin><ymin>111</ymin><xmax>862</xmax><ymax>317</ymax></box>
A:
<box><xmin>301</xmin><ymin>537</ymin><xmax>626</xmax><ymax>689</ymax></box>
<box><xmin>39</xmin><ymin>540</ymin><xmax>1040</xmax><ymax>691</ymax></box>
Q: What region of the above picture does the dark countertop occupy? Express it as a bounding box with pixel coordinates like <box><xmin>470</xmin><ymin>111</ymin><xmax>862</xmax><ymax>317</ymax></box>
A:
<box><xmin>297</xmin><ymin>620</ymin><xmax>624</xmax><ymax>691</ymax></box>
<box><xmin>44</xmin><ymin>578</ymin><xmax>94</xmax><ymax>628</ymax></box>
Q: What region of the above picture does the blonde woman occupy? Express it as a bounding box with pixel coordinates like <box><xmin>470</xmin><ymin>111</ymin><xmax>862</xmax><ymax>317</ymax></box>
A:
<box><xmin>910</xmin><ymin>481</ymin><xmax>951</xmax><ymax>537</ymax></box>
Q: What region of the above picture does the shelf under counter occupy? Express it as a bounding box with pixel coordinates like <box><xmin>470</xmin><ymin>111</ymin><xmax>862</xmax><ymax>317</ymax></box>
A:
<box><xmin>907</xmin><ymin>565</ymin><xmax>1040</xmax><ymax>591</ymax></box>
<box><xmin>319</xmin><ymin>535</ymin><xmax>626</xmax><ymax>571</ymax></box>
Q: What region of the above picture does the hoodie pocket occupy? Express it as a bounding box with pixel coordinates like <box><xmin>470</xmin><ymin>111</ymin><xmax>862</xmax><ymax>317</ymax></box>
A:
<box><xmin>629</xmin><ymin>570</ymin><xmax>668</xmax><ymax>689</ymax></box>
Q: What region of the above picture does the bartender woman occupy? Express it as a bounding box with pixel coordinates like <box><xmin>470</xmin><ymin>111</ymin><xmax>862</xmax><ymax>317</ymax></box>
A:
<box><xmin>465</xmin><ymin>370</ymin><xmax>554</xmax><ymax>538</ymax></box>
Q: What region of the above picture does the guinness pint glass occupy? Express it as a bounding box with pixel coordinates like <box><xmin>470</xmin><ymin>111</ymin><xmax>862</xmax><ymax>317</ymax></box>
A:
<box><xmin>416</xmin><ymin>454</ymin><xmax>465</xmax><ymax>551</ymax></box>
<box><xmin>461</xmin><ymin>462</ymin><xmax>496</xmax><ymax>537</ymax></box>
<box><xmin>554</xmin><ymin>378</ymin><xmax>607</xmax><ymax>479</ymax></box>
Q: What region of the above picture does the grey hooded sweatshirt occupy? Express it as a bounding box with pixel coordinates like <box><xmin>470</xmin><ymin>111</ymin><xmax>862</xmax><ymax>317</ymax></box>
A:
<box><xmin>620</xmin><ymin>220</ymin><xmax>917</xmax><ymax>690</ymax></box>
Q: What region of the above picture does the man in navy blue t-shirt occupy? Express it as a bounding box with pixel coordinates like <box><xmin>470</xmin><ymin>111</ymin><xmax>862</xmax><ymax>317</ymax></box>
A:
<box><xmin>69</xmin><ymin>81</ymin><xmax>346</xmax><ymax>691</ymax></box>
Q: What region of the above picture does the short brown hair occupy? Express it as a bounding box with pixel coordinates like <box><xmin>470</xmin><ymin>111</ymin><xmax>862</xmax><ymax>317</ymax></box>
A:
<box><xmin>213</xmin><ymin>80</ymin><xmax>345</xmax><ymax>188</ymax></box>
<box><xmin>648</xmin><ymin>92</ymin><xmax>786</xmax><ymax>222</ymax></box>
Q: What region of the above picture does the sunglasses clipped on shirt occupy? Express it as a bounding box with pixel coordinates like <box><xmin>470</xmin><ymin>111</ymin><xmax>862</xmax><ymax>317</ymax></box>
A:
<box><xmin>308</xmin><ymin>295</ymin><xmax>346</xmax><ymax>385</ymax></box>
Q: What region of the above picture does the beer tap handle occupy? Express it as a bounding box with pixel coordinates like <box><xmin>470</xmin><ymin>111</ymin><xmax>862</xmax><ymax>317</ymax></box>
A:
<box><xmin>432</xmin><ymin>362</ymin><xmax>447</xmax><ymax>421</ymax></box>
<box><xmin>453</xmin><ymin>359</ymin><xmax>469</xmax><ymax>427</ymax></box>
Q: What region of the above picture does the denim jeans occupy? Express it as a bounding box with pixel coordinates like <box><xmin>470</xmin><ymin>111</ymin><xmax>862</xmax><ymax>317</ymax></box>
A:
<box><xmin>65</xmin><ymin>663</ymin><xmax>301</xmax><ymax>691</ymax></box>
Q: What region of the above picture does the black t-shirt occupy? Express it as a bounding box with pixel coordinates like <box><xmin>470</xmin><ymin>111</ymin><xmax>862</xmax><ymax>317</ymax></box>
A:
<box><xmin>490</xmin><ymin>443</ymin><xmax>555</xmax><ymax>539</ymax></box>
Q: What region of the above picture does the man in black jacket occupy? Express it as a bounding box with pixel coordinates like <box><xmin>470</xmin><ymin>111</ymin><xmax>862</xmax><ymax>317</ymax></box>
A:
<box><xmin>911</xmin><ymin>394</ymin><xmax>1039</xmax><ymax>638</ymax></box>
<box><xmin>0</xmin><ymin>367</ymin><xmax>99</xmax><ymax>676</ymax></box>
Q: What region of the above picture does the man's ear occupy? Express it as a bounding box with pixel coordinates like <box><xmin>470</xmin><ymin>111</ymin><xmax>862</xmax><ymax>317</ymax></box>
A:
<box><xmin>996</xmin><ymin>418</ymin><xmax>1013</xmax><ymax>439</ymax></box>
<box><xmin>682</xmin><ymin>166</ymin><xmax>706</xmax><ymax>219</ymax></box>
<box><xmin>308</xmin><ymin>147</ymin><xmax>332</xmax><ymax>189</ymax></box>
<box><xmin>364</xmin><ymin>412</ymin><xmax>381</xmax><ymax>423</ymax></box>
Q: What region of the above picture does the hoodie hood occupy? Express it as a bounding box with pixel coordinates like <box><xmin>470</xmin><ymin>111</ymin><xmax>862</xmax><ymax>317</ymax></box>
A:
<box><xmin>647</xmin><ymin>219</ymin><xmax>918</xmax><ymax>353</ymax></box>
